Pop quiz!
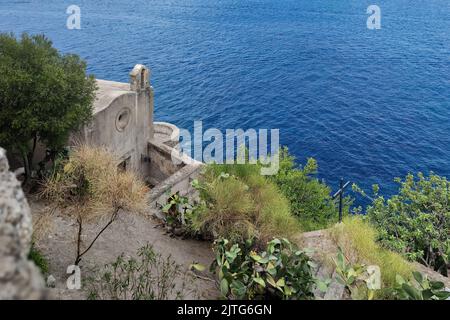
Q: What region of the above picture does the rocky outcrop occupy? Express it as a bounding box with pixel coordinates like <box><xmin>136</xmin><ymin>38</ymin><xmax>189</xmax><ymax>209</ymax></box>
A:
<box><xmin>301</xmin><ymin>230</ymin><xmax>347</xmax><ymax>300</ymax></box>
<box><xmin>301</xmin><ymin>228</ymin><xmax>450</xmax><ymax>300</ymax></box>
<box><xmin>0</xmin><ymin>147</ymin><xmax>47</xmax><ymax>299</ymax></box>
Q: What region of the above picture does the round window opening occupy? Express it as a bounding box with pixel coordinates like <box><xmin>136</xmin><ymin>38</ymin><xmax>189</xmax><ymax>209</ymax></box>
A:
<box><xmin>116</xmin><ymin>108</ymin><xmax>131</xmax><ymax>132</ymax></box>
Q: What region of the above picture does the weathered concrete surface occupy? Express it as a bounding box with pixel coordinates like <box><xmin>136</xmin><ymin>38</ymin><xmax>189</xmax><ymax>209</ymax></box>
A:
<box><xmin>153</xmin><ymin>121</ymin><xmax>180</xmax><ymax>148</ymax></box>
<box><xmin>0</xmin><ymin>148</ymin><xmax>47</xmax><ymax>299</ymax></box>
<box><xmin>147</xmin><ymin>123</ymin><xmax>204</xmax><ymax>220</ymax></box>
<box><xmin>70</xmin><ymin>67</ymin><xmax>197</xmax><ymax>199</ymax></box>
<box><xmin>72</xmin><ymin>65</ymin><xmax>154</xmax><ymax>177</ymax></box>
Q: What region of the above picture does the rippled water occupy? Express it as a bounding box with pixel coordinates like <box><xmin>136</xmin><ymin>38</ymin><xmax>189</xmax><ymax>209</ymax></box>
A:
<box><xmin>1</xmin><ymin>0</ymin><xmax>449</xmax><ymax>201</ymax></box>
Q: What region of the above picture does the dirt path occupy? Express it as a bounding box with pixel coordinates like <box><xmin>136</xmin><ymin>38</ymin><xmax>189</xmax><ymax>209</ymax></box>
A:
<box><xmin>30</xmin><ymin>201</ymin><xmax>219</xmax><ymax>300</ymax></box>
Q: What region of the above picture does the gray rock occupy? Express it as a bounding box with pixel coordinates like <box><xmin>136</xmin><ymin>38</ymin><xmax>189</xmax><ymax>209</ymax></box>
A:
<box><xmin>323</xmin><ymin>270</ymin><xmax>346</xmax><ymax>300</ymax></box>
<box><xmin>0</xmin><ymin>147</ymin><xmax>48</xmax><ymax>299</ymax></box>
<box><xmin>46</xmin><ymin>275</ymin><xmax>56</xmax><ymax>288</ymax></box>
<box><xmin>0</xmin><ymin>148</ymin><xmax>32</xmax><ymax>256</ymax></box>
<box><xmin>173</xmin><ymin>227</ymin><xmax>183</xmax><ymax>236</ymax></box>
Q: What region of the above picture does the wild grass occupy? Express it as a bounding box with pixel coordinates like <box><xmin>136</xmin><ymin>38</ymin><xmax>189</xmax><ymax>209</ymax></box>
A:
<box><xmin>32</xmin><ymin>210</ymin><xmax>54</xmax><ymax>242</ymax></box>
<box><xmin>41</xmin><ymin>145</ymin><xmax>149</xmax><ymax>221</ymax></box>
<box><xmin>86</xmin><ymin>244</ymin><xmax>197</xmax><ymax>300</ymax></box>
<box><xmin>330</xmin><ymin>216</ymin><xmax>413</xmax><ymax>293</ymax></box>
<box><xmin>28</xmin><ymin>244</ymin><xmax>49</xmax><ymax>275</ymax></box>
<box><xmin>193</xmin><ymin>162</ymin><xmax>301</xmax><ymax>245</ymax></box>
<box><xmin>40</xmin><ymin>145</ymin><xmax>149</xmax><ymax>264</ymax></box>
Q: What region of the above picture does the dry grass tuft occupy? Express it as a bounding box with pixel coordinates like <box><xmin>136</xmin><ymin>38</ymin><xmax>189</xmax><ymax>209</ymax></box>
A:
<box><xmin>193</xmin><ymin>163</ymin><xmax>300</xmax><ymax>245</ymax></box>
<box><xmin>41</xmin><ymin>145</ymin><xmax>149</xmax><ymax>221</ymax></box>
<box><xmin>32</xmin><ymin>209</ymin><xmax>55</xmax><ymax>242</ymax></box>
<box><xmin>330</xmin><ymin>216</ymin><xmax>413</xmax><ymax>291</ymax></box>
<box><xmin>40</xmin><ymin>145</ymin><xmax>150</xmax><ymax>265</ymax></box>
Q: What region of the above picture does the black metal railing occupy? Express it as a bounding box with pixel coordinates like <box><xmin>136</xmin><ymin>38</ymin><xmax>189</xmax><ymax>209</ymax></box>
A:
<box><xmin>332</xmin><ymin>178</ymin><xmax>350</xmax><ymax>223</ymax></box>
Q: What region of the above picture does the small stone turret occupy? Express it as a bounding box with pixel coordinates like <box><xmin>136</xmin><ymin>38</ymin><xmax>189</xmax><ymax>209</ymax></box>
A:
<box><xmin>73</xmin><ymin>64</ymin><xmax>155</xmax><ymax>176</ymax></box>
<box><xmin>129</xmin><ymin>64</ymin><xmax>150</xmax><ymax>92</ymax></box>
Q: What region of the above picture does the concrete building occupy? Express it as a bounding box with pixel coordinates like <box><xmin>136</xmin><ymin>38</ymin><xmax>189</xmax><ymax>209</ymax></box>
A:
<box><xmin>76</xmin><ymin>64</ymin><xmax>154</xmax><ymax>176</ymax></box>
<box><xmin>75</xmin><ymin>64</ymin><xmax>202</xmax><ymax>215</ymax></box>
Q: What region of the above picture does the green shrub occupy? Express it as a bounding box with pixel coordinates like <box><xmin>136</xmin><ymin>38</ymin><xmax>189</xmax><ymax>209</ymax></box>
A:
<box><xmin>333</xmin><ymin>249</ymin><xmax>380</xmax><ymax>300</ymax></box>
<box><xmin>192</xmin><ymin>174</ymin><xmax>256</xmax><ymax>242</ymax></box>
<box><xmin>211</xmin><ymin>238</ymin><xmax>315</xmax><ymax>300</ymax></box>
<box><xmin>86</xmin><ymin>244</ymin><xmax>195</xmax><ymax>300</ymax></box>
<box><xmin>269</xmin><ymin>147</ymin><xmax>347</xmax><ymax>231</ymax></box>
<box><xmin>331</xmin><ymin>249</ymin><xmax>449</xmax><ymax>300</ymax></box>
<box><xmin>28</xmin><ymin>244</ymin><xmax>49</xmax><ymax>275</ymax></box>
<box><xmin>355</xmin><ymin>173</ymin><xmax>450</xmax><ymax>275</ymax></box>
<box><xmin>393</xmin><ymin>271</ymin><xmax>450</xmax><ymax>300</ymax></box>
<box><xmin>197</xmin><ymin>148</ymin><xmax>346</xmax><ymax>233</ymax></box>
<box><xmin>162</xmin><ymin>192</ymin><xmax>195</xmax><ymax>233</ymax></box>
<box><xmin>0</xmin><ymin>33</ymin><xmax>96</xmax><ymax>182</ymax></box>
<box><xmin>330</xmin><ymin>216</ymin><xmax>413</xmax><ymax>294</ymax></box>
<box><xmin>193</xmin><ymin>162</ymin><xmax>300</xmax><ymax>245</ymax></box>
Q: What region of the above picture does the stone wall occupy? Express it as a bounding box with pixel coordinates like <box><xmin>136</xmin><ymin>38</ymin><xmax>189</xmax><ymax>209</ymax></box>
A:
<box><xmin>74</xmin><ymin>65</ymin><xmax>154</xmax><ymax>178</ymax></box>
<box><xmin>146</xmin><ymin>123</ymin><xmax>203</xmax><ymax>220</ymax></box>
<box><xmin>147</xmin><ymin>142</ymin><xmax>185</xmax><ymax>184</ymax></box>
<box><xmin>0</xmin><ymin>147</ymin><xmax>47</xmax><ymax>300</ymax></box>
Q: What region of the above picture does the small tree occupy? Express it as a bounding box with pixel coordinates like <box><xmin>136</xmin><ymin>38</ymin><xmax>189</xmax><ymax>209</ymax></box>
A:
<box><xmin>270</xmin><ymin>147</ymin><xmax>349</xmax><ymax>231</ymax></box>
<box><xmin>0</xmin><ymin>33</ymin><xmax>96</xmax><ymax>181</ymax></box>
<box><xmin>41</xmin><ymin>145</ymin><xmax>148</xmax><ymax>265</ymax></box>
<box><xmin>356</xmin><ymin>173</ymin><xmax>450</xmax><ymax>276</ymax></box>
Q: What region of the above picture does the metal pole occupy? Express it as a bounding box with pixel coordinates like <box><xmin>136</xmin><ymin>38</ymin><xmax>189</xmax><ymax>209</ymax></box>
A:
<box><xmin>339</xmin><ymin>178</ymin><xmax>343</xmax><ymax>223</ymax></box>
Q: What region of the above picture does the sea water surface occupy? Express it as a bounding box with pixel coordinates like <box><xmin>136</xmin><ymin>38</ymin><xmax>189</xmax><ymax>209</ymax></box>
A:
<box><xmin>1</xmin><ymin>0</ymin><xmax>449</xmax><ymax>203</ymax></box>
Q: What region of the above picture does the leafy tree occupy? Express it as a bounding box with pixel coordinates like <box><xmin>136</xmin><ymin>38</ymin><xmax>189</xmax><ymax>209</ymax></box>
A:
<box><xmin>356</xmin><ymin>173</ymin><xmax>450</xmax><ymax>276</ymax></box>
<box><xmin>0</xmin><ymin>33</ymin><xmax>96</xmax><ymax>181</ymax></box>
<box><xmin>270</xmin><ymin>147</ymin><xmax>348</xmax><ymax>231</ymax></box>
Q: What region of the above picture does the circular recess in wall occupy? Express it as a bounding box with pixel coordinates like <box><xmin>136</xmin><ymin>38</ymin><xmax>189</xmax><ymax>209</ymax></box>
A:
<box><xmin>115</xmin><ymin>108</ymin><xmax>131</xmax><ymax>132</ymax></box>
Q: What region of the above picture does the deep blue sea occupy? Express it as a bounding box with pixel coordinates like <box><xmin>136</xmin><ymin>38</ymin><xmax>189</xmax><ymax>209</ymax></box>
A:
<box><xmin>1</xmin><ymin>0</ymin><xmax>449</xmax><ymax>204</ymax></box>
